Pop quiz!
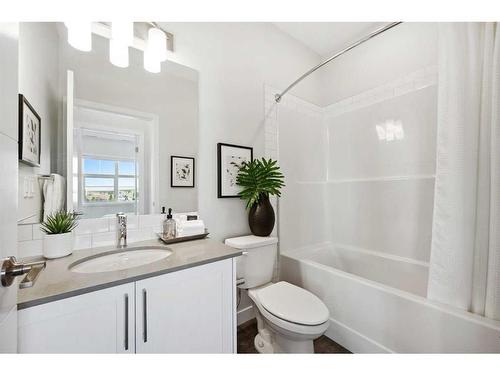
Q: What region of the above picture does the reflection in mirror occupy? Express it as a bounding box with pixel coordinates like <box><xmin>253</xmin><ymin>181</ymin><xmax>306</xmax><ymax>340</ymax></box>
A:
<box><xmin>17</xmin><ymin>22</ymin><xmax>199</xmax><ymax>222</ymax></box>
<box><xmin>72</xmin><ymin>102</ymin><xmax>156</xmax><ymax>218</ymax></box>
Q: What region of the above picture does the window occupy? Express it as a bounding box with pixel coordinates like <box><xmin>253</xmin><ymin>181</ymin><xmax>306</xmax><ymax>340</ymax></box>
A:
<box><xmin>74</xmin><ymin>122</ymin><xmax>145</xmax><ymax>218</ymax></box>
<box><xmin>82</xmin><ymin>158</ymin><xmax>137</xmax><ymax>203</ymax></box>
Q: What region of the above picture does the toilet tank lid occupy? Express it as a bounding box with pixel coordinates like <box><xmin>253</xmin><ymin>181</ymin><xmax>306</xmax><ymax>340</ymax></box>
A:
<box><xmin>225</xmin><ymin>235</ymin><xmax>278</xmax><ymax>249</ymax></box>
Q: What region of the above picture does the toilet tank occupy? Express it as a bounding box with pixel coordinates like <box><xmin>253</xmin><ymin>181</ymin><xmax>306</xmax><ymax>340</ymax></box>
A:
<box><xmin>225</xmin><ymin>235</ymin><xmax>278</xmax><ymax>289</ymax></box>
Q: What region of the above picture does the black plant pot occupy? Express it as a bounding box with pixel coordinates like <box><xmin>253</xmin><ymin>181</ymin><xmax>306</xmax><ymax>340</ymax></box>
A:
<box><xmin>248</xmin><ymin>195</ymin><xmax>275</xmax><ymax>237</ymax></box>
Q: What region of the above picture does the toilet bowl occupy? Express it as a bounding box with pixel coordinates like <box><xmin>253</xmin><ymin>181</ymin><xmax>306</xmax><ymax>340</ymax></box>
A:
<box><xmin>225</xmin><ymin>235</ymin><xmax>330</xmax><ymax>353</ymax></box>
<box><xmin>248</xmin><ymin>281</ymin><xmax>330</xmax><ymax>353</ymax></box>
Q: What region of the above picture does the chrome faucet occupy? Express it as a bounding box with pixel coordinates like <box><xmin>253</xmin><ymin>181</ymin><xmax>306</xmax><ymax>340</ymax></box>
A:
<box><xmin>116</xmin><ymin>213</ymin><xmax>127</xmax><ymax>248</ymax></box>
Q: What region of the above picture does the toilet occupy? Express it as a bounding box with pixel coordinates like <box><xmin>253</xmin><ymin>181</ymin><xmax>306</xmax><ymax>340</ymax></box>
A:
<box><xmin>225</xmin><ymin>235</ymin><xmax>330</xmax><ymax>353</ymax></box>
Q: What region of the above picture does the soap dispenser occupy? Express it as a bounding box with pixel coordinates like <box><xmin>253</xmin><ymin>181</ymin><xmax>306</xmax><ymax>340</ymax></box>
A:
<box><xmin>162</xmin><ymin>208</ymin><xmax>177</xmax><ymax>239</ymax></box>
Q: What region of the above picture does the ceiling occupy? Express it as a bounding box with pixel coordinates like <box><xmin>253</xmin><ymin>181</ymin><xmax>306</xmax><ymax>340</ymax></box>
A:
<box><xmin>273</xmin><ymin>22</ymin><xmax>386</xmax><ymax>57</ymax></box>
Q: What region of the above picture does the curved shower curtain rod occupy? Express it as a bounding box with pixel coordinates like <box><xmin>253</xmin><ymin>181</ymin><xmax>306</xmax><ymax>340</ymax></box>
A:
<box><xmin>274</xmin><ymin>22</ymin><xmax>403</xmax><ymax>103</ymax></box>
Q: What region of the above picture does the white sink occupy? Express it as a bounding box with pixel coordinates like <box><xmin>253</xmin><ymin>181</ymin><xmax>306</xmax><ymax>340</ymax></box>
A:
<box><xmin>69</xmin><ymin>247</ymin><xmax>172</xmax><ymax>274</ymax></box>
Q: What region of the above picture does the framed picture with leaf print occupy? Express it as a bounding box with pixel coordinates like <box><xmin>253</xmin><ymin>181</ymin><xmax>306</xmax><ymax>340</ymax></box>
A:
<box><xmin>171</xmin><ymin>156</ymin><xmax>195</xmax><ymax>188</ymax></box>
<box><xmin>18</xmin><ymin>94</ymin><xmax>41</xmax><ymax>167</ymax></box>
<box><xmin>217</xmin><ymin>143</ymin><xmax>253</xmax><ymax>198</ymax></box>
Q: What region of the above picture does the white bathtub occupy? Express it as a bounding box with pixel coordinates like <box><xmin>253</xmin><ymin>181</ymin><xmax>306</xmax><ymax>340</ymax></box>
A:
<box><xmin>280</xmin><ymin>244</ymin><xmax>500</xmax><ymax>353</ymax></box>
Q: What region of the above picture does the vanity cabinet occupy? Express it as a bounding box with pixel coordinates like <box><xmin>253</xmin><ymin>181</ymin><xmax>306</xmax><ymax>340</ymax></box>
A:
<box><xmin>136</xmin><ymin>259</ymin><xmax>234</xmax><ymax>353</ymax></box>
<box><xmin>18</xmin><ymin>259</ymin><xmax>236</xmax><ymax>353</ymax></box>
<box><xmin>18</xmin><ymin>283</ymin><xmax>135</xmax><ymax>353</ymax></box>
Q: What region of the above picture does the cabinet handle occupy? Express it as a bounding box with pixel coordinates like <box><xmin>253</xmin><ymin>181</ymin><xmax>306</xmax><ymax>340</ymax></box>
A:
<box><xmin>124</xmin><ymin>293</ymin><xmax>129</xmax><ymax>351</ymax></box>
<box><xmin>142</xmin><ymin>288</ymin><xmax>148</xmax><ymax>343</ymax></box>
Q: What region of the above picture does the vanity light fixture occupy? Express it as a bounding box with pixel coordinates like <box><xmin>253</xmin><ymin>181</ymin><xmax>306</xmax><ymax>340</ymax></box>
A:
<box><xmin>144</xmin><ymin>48</ymin><xmax>161</xmax><ymax>73</ymax></box>
<box><xmin>143</xmin><ymin>25</ymin><xmax>167</xmax><ymax>73</ymax></box>
<box><xmin>109</xmin><ymin>22</ymin><xmax>134</xmax><ymax>68</ymax></box>
<box><xmin>64</xmin><ymin>22</ymin><xmax>92</xmax><ymax>51</ymax></box>
<box><xmin>111</xmin><ymin>21</ymin><xmax>134</xmax><ymax>47</ymax></box>
<box><xmin>109</xmin><ymin>39</ymin><xmax>129</xmax><ymax>68</ymax></box>
<box><xmin>63</xmin><ymin>22</ymin><xmax>173</xmax><ymax>73</ymax></box>
<box><xmin>147</xmin><ymin>26</ymin><xmax>168</xmax><ymax>61</ymax></box>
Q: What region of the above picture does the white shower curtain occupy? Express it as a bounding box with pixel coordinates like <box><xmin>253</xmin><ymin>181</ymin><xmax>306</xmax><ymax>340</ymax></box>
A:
<box><xmin>427</xmin><ymin>22</ymin><xmax>500</xmax><ymax>320</ymax></box>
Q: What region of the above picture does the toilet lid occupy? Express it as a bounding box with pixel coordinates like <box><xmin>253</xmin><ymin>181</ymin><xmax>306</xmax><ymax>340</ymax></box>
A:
<box><xmin>257</xmin><ymin>282</ymin><xmax>329</xmax><ymax>326</ymax></box>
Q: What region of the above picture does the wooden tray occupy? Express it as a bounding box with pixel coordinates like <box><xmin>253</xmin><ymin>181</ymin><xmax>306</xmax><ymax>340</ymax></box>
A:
<box><xmin>156</xmin><ymin>230</ymin><xmax>209</xmax><ymax>244</ymax></box>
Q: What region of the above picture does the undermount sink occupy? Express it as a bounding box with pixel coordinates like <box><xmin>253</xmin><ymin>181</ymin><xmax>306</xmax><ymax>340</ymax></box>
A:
<box><xmin>69</xmin><ymin>246</ymin><xmax>172</xmax><ymax>274</ymax></box>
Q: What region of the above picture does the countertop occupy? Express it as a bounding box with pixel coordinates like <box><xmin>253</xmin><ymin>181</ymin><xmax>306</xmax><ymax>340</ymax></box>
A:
<box><xmin>17</xmin><ymin>238</ymin><xmax>242</xmax><ymax>310</ymax></box>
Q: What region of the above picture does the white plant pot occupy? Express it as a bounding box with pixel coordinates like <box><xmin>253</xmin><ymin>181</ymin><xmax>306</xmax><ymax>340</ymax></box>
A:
<box><xmin>43</xmin><ymin>232</ymin><xmax>74</xmax><ymax>259</ymax></box>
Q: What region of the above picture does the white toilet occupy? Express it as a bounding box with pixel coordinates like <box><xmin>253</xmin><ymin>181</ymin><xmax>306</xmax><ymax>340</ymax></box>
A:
<box><xmin>225</xmin><ymin>235</ymin><xmax>330</xmax><ymax>353</ymax></box>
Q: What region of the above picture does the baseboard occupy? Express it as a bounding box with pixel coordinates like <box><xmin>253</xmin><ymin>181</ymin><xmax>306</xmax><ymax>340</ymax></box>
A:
<box><xmin>237</xmin><ymin>305</ymin><xmax>255</xmax><ymax>326</ymax></box>
<box><xmin>325</xmin><ymin>317</ymin><xmax>393</xmax><ymax>353</ymax></box>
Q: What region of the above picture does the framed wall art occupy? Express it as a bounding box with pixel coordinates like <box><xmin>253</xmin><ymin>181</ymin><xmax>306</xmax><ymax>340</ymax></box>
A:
<box><xmin>18</xmin><ymin>94</ymin><xmax>41</xmax><ymax>167</ymax></box>
<box><xmin>217</xmin><ymin>142</ymin><xmax>253</xmax><ymax>198</ymax></box>
<box><xmin>171</xmin><ymin>155</ymin><xmax>195</xmax><ymax>188</ymax></box>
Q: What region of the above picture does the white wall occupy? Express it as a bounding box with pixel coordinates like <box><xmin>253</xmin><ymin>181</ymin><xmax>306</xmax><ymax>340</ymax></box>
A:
<box><xmin>155</xmin><ymin>23</ymin><xmax>323</xmax><ymax>324</ymax></box>
<box><xmin>18</xmin><ymin>23</ymin><xmax>60</xmax><ymax>224</ymax></box>
<box><xmin>160</xmin><ymin>23</ymin><xmax>324</xmax><ymax>242</ymax></box>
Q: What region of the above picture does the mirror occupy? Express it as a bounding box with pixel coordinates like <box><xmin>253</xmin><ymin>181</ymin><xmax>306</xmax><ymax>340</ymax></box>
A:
<box><xmin>17</xmin><ymin>22</ymin><xmax>198</xmax><ymax>222</ymax></box>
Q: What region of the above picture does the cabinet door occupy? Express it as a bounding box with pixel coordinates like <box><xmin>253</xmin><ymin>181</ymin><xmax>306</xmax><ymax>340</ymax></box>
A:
<box><xmin>18</xmin><ymin>283</ymin><xmax>135</xmax><ymax>353</ymax></box>
<box><xmin>136</xmin><ymin>259</ymin><xmax>235</xmax><ymax>353</ymax></box>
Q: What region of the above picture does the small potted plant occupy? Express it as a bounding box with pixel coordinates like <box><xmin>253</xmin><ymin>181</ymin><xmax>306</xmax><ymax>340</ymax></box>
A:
<box><xmin>40</xmin><ymin>211</ymin><xmax>80</xmax><ymax>259</ymax></box>
<box><xmin>236</xmin><ymin>158</ymin><xmax>285</xmax><ymax>236</ymax></box>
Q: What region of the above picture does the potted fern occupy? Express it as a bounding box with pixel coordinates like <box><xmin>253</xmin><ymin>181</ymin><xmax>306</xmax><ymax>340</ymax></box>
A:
<box><xmin>236</xmin><ymin>158</ymin><xmax>285</xmax><ymax>236</ymax></box>
<box><xmin>40</xmin><ymin>211</ymin><xmax>80</xmax><ymax>259</ymax></box>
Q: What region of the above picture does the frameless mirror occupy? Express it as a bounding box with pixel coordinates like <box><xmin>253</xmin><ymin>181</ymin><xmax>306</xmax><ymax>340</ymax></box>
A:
<box><xmin>17</xmin><ymin>22</ymin><xmax>198</xmax><ymax>222</ymax></box>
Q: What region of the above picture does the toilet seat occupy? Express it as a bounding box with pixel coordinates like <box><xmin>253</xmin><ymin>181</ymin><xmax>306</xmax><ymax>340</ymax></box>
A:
<box><xmin>248</xmin><ymin>282</ymin><xmax>330</xmax><ymax>336</ymax></box>
<box><xmin>257</xmin><ymin>282</ymin><xmax>330</xmax><ymax>325</ymax></box>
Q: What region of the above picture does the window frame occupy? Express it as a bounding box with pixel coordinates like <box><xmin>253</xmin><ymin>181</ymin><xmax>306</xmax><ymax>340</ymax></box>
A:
<box><xmin>79</xmin><ymin>154</ymin><xmax>138</xmax><ymax>207</ymax></box>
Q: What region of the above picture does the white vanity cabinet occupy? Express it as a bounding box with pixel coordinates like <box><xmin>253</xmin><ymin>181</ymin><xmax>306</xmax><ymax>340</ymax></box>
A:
<box><xmin>18</xmin><ymin>283</ymin><xmax>135</xmax><ymax>353</ymax></box>
<box><xmin>136</xmin><ymin>259</ymin><xmax>234</xmax><ymax>353</ymax></box>
<box><xmin>18</xmin><ymin>259</ymin><xmax>236</xmax><ymax>353</ymax></box>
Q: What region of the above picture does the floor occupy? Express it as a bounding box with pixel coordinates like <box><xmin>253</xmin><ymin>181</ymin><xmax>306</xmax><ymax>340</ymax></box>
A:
<box><xmin>237</xmin><ymin>319</ymin><xmax>351</xmax><ymax>354</ymax></box>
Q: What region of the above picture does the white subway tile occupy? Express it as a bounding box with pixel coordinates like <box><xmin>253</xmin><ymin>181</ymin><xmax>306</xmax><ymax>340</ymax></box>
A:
<box><xmin>265</xmin><ymin>120</ymin><xmax>277</xmax><ymax>132</ymax></box>
<box><xmin>139</xmin><ymin>214</ymin><xmax>163</xmax><ymax>228</ymax></box>
<box><xmin>265</xmin><ymin>149</ymin><xmax>278</xmax><ymax>160</ymax></box>
<box><xmin>17</xmin><ymin>224</ymin><xmax>33</xmax><ymax>242</ymax></box>
<box><xmin>74</xmin><ymin>235</ymin><xmax>91</xmax><ymax>250</ymax></box>
<box><xmin>265</xmin><ymin>131</ymin><xmax>277</xmax><ymax>146</ymax></box>
<box><xmin>128</xmin><ymin>228</ymin><xmax>157</xmax><ymax>243</ymax></box>
<box><xmin>265</xmin><ymin>139</ymin><xmax>277</xmax><ymax>152</ymax></box>
<box><xmin>75</xmin><ymin>217</ymin><xmax>109</xmax><ymax>235</ymax></box>
<box><xmin>32</xmin><ymin>224</ymin><xmax>44</xmax><ymax>240</ymax></box>
<box><xmin>325</xmin><ymin>66</ymin><xmax>437</xmax><ymax>116</ymax></box>
<box><xmin>18</xmin><ymin>240</ymin><xmax>43</xmax><ymax>258</ymax></box>
<box><xmin>109</xmin><ymin>214</ymin><xmax>138</xmax><ymax>231</ymax></box>
<box><xmin>91</xmin><ymin>232</ymin><xmax>117</xmax><ymax>248</ymax></box>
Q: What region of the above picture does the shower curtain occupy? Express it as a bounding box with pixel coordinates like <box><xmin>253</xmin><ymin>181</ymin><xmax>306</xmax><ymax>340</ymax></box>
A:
<box><xmin>427</xmin><ymin>23</ymin><xmax>500</xmax><ymax>320</ymax></box>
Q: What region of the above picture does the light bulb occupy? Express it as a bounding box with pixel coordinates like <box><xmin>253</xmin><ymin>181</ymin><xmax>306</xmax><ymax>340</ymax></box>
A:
<box><xmin>65</xmin><ymin>22</ymin><xmax>92</xmax><ymax>52</ymax></box>
<box><xmin>111</xmin><ymin>21</ymin><xmax>134</xmax><ymax>47</ymax></box>
<box><xmin>147</xmin><ymin>27</ymin><xmax>167</xmax><ymax>62</ymax></box>
<box><xmin>110</xmin><ymin>39</ymin><xmax>129</xmax><ymax>68</ymax></box>
<box><xmin>144</xmin><ymin>49</ymin><xmax>161</xmax><ymax>73</ymax></box>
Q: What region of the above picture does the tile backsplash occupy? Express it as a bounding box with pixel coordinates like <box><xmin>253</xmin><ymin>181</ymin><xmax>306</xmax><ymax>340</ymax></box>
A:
<box><xmin>17</xmin><ymin>212</ymin><xmax>197</xmax><ymax>258</ymax></box>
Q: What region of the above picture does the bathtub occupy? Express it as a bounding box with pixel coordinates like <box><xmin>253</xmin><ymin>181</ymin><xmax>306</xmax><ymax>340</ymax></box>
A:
<box><xmin>280</xmin><ymin>243</ymin><xmax>500</xmax><ymax>353</ymax></box>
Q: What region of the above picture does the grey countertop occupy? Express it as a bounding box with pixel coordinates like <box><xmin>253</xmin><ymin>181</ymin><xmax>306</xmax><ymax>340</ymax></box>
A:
<box><xmin>17</xmin><ymin>238</ymin><xmax>242</xmax><ymax>310</ymax></box>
